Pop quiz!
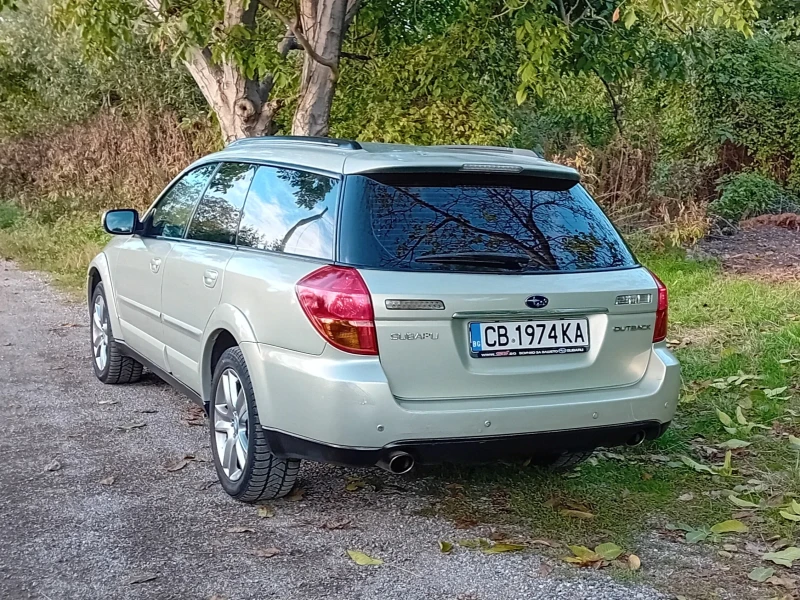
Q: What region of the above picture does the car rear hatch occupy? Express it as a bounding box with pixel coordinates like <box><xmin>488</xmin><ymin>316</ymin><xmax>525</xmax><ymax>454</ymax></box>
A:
<box><xmin>337</xmin><ymin>170</ymin><xmax>660</xmax><ymax>401</ymax></box>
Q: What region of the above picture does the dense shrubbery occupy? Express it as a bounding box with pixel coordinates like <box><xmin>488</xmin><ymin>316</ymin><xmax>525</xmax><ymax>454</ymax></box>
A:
<box><xmin>1</xmin><ymin>0</ymin><xmax>799</xmax><ymax>240</ymax></box>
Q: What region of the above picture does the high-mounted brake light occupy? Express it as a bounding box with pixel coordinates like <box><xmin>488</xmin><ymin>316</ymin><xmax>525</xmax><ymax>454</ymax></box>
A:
<box><xmin>649</xmin><ymin>270</ymin><xmax>668</xmax><ymax>343</ymax></box>
<box><xmin>295</xmin><ymin>266</ymin><xmax>378</xmax><ymax>355</ymax></box>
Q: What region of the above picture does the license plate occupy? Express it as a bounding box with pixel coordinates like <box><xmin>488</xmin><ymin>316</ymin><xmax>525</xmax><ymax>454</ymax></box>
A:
<box><xmin>468</xmin><ymin>319</ymin><xmax>589</xmax><ymax>358</ymax></box>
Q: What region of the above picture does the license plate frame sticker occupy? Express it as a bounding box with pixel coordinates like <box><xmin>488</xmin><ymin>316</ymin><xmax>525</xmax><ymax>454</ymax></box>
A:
<box><xmin>468</xmin><ymin>319</ymin><xmax>589</xmax><ymax>358</ymax></box>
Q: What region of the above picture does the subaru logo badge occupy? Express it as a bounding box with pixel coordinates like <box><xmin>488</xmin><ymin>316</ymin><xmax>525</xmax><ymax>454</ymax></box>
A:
<box><xmin>525</xmin><ymin>295</ymin><xmax>549</xmax><ymax>309</ymax></box>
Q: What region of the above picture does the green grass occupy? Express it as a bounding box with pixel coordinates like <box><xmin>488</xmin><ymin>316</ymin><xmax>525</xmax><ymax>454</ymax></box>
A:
<box><xmin>423</xmin><ymin>250</ymin><xmax>800</xmax><ymax>558</ymax></box>
<box><xmin>0</xmin><ymin>202</ymin><xmax>108</xmax><ymax>291</ymax></box>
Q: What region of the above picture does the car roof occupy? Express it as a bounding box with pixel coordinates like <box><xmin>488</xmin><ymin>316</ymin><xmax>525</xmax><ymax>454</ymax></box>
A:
<box><xmin>202</xmin><ymin>137</ymin><xmax>580</xmax><ymax>182</ymax></box>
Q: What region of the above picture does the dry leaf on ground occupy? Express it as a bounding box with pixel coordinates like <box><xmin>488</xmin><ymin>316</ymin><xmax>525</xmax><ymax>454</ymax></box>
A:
<box><xmin>347</xmin><ymin>550</ymin><xmax>383</xmax><ymax>565</ymax></box>
<box><xmin>226</xmin><ymin>526</ymin><xmax>255</xmax><ymax>534</ymax></box>
<box><xmin>99</xmin><ymin>476</ymin><xmax>115</xmax><ymax>486</ymax></box>
<box><xmin>44</xmin><ymin>460</ymin><xmax>61</xmax><ymax>472</ymax></box>
<box><xmin>257</xmin><ymin>506</ymin><xmax>275</xmax><ymax>518</ymax></box>
<box><xmin>253</xmin><ymin>547</ymin><xmax>280</xmax><ymax>558</ymax></box>
<box><xmin>126</xmin><ymin>573</ymin><xmax>158</xmax><ymax>585</ymax></box>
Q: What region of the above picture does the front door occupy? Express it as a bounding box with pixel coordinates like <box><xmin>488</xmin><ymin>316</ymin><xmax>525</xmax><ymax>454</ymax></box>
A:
<box><xmin>113</xmin><ymin>162</ymin><xmax>218</xmax><ymax>370</ymax></box>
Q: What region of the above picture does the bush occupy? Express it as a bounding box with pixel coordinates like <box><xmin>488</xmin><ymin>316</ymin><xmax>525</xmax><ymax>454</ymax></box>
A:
<box><xmin>709</xmin><ymin>172</ymin><xmax>797</xmax><ymax>224</ymax></box>
<box><xmin>0</xmin><ymin>201</ymin><xmax>22</xmax><ymax>229</ymax></box>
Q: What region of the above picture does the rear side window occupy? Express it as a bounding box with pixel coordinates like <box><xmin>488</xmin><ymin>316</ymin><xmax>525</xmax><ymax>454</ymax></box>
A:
<box><xmin>148</xmin><ymin>164</ymin><xmax>216</xmax><ymax>238</ymax></box>
<box><xmin>237</xmin><ymin>166</ymin><xmax>339</xmax><ymax>259</ymax></box>
<box><xmin>338</xmin><ymin>173</ymin><xmax>635</xmax><ymax>273</ymax></box>
<box><xmin>187</xmin><ymin>162</ymin><xmax>256</xmax><ymax>245</ymax></box>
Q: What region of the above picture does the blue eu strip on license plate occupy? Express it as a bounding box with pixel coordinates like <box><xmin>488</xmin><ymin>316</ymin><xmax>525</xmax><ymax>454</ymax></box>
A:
<box><xmin>468</xmin><ymin>318</ymin><xmax>590</xmax><ymax>358</ymax></box>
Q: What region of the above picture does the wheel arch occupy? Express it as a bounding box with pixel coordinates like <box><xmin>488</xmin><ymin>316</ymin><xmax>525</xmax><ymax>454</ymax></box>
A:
<box><xmin>87</xmin><ymin>253</ymin><xmax>123</xmax><ymax>341</ymax></box>
<box><xmin>201</xmin><ymin>303</ymin><xmax>258</xmax><ymax>404</ymax></box>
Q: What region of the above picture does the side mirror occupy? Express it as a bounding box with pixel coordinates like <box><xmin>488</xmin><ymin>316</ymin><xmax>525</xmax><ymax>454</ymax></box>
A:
<box><xmin>102</xmin><ymin>209</ymin><xmax>140</xmax><ymax>235</ymax></box>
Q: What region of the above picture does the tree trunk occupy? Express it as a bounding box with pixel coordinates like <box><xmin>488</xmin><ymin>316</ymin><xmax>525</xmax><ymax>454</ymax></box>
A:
<box><xmin>291</xmin><ymin>0</ymin><xmax>352</xmax><ymax>136</ymax></box>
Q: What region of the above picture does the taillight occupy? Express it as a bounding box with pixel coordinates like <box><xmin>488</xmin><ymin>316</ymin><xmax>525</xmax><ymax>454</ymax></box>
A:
<box><xmin>650</xmin><ymin>270</ymin><xmax>668</xmax><ymax>343</ymax></box>
<box><xmin>295</xmin><ymin>265</ymin><xmax>378</xmax><ymax>355</ymax></box>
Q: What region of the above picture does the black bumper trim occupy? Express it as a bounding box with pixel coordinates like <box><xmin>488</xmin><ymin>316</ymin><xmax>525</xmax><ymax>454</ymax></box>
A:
<box><xmin>265</xmin><ymin>420</ymin><xmax>670</xmax><ymax>468</ymax></box>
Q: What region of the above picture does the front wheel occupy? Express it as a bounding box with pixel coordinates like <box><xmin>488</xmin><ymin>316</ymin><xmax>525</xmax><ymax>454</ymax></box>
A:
<box><xmin>90</xmin><ymin>282</ymin><xmax>143</xmax><ymax>384</ymax></box>
<box><xmin>209</xmin><ymin>347</ymin><xmax>300</xmax><ymax>502</ymax></box>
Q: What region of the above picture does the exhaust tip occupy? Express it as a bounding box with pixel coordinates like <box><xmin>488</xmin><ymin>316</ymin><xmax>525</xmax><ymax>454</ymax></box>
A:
<box><xmin>386</xmin><ymin>451</ymin><xmax>415</xmax><ymax>475</ymax></box>
<box><xmin>626</xmin><ymin>430</ymin><xmax>646</xmax><ymax>447</ymax></box>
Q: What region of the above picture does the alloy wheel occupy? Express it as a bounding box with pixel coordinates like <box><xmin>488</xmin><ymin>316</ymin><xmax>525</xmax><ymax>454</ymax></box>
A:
<box><xmin>214</xmin><ymin>368</ymin><xmax>249</xmax><ymax>481</ymax></box>
<box><xmin>91</xmin><ymin>295</ymin><xmax>110</xmax><ymax>371</ymax></box>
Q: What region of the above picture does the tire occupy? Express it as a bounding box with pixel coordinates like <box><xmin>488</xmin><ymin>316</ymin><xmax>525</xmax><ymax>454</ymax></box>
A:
<box><xmin>90</xmin><ymin>282</ymin><xmax>143</xmax><ymax>384</ymax></box>
<box><xmin>209</xmin><ymin>346</ymin><xmax>300</xmax><ymax>502</ymax></box>
<box><xmin>533</xmin><ymin>450</ymin><xmax>594</xmax><ymax>471</ymax></box>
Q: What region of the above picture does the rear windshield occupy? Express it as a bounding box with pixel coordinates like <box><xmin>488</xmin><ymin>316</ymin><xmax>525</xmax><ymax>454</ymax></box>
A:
<box><xmin>338</xmin><ymin>173</ymin><xmax>636</xmax><ymax>273</ymax></box>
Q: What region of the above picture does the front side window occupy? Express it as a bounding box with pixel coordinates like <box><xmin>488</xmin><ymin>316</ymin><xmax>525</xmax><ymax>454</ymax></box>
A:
<box><xmin>148</xmin><ymin>164</ymin><xmax>216</xmax><ymax>238</ymax></box>
<box><xmin>186</xmin><ymin>162</ymin><xmax>256</xmax><ymax>245</ymax></box>
<box><xmin>237</xmin><ymin>166</ymin><xmax>339</xmax><ymax>259</ymax></box>
<box><xmin>338</xmin><ymin>173</ymin><xmax>636</xmax><ymax>273</ymax></box>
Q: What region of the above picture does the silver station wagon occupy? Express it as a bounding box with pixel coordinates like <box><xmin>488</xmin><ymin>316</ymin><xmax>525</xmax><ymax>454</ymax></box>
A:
<box><xmin>88</xmin><ymin>138</ymin><xmax>680</xmax><ymax>502</ymax></box>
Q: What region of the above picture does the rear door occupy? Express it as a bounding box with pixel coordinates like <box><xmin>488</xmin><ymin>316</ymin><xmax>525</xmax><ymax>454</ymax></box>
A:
<box><xmin>338</xmin><ymin>173</ymin><xmax>658</xmax><ymax>400</ymax></box>
<box><xmin>112</xmin><ymin>163</ymin><xmax>216</xmax><ymax>369</ymax></box>
<box><xmin>160</xmin><ymin>162</ymin><xmax>256</xmax><ymax>390</ymax></box>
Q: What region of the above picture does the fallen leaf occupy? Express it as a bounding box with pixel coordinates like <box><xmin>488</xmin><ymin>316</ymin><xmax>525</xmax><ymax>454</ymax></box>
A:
<box><xmin>710</xmin><ymin>519</ymin><xmax>748</xmax><ymax>534</ymax></box>
<box><xmin>789</xmin><ymin>435</ymin><xmax>800</xmax><ymax>450</ymax></box>
<box><xmin>257</xmin><ymin>506</ymin><xmax>275</xmax><ymax>518</ymax></box>
<box><xmin>641</xmin><ymin>472</ymin><xmax>653</xmax><ymax>481</ymax></box>
<box><xmin>226</xmin><ymin>526</ymin><xmax>255</xmax><ymax>534</ymax></box>
<box><xmin>285</xmin><ymin>488</ymin><xmax>305</xmax><ymax>502</ymax></box>
<box><xmin>680</xmin><ymin>456</ymin><xmax>715</xmax><ymax>474</ymax></box>
<box><xmin>678</xmin><ymin>493</ymin><xmax>694</xmax><ymax>502</ymax></box>
<box><xmin>762</xmin><ymin>547</ymin><xmax>800</xmax><ymax>567</ymax></box>
<box><xmin>595</xmin><ymin>543</ymin><xmax>623</xmax><ymax>561</ymax></box>
<box><xmin>181</xmin><ymin>403</ymin><xmax>206</xmax><ymax>426</ymax></box>
<box><xmin>719</xmin><ymin>439</ymin><xmax>751</xmax><ymax>449</ymax></box>
<box><xmin>345</xmin><ymin>477</ymin><xmax>366</xmax><ymax>492</ymax></box>
<box><xmin>439</xmin><ymin>540</ymin><xmax>453</xmax><ymax>553</ymax></box>
<box><xmin>165</xmin><ymin>459</ymin><xmax>190</xmax><ymax>472</ymax></box>
<box><xmin>628</xmin><ymin>554</ymin><xmax>641</xmax><ymax>571</ymax></box>
<box><xmin>126</xmin><ymin>573</ymin><xmax>158</xmax><ymax>585</ymax></box>
<box><xmin>458</xmin><ymin>538</ymin><xmax>491</xmax><ymax>549</ymax></box>
<box><xmin>749</xmin><ymin>566</ymin><xmax>776</xmax><ymax>582</ymax></box>
<box><xmin>538</xmin><ymin>562</ymin><xmax>554</xmax><ymax>577</ymax></box>
<box><xmin>612</xmin><ymin>7</ymin><xmax>620</xmax><ymax>22</ymax></box>
<box><xmin>728</xmin><ymin>494</ymin><xmax>759</xmax><ymax>508</ymax></box>
<box><xmin>347</xmin><ymin>550</ymin><xmax>383</xmax><ymax>566</ymax></box>
<box><xmin>99</xmin><ymin>476</ymin><xmax>115</xmax><ymax>486</ymax></box>
<box><xmin>320</xmin><ymin>516</ymin><xmax>352</xmax><ymax>530</ymax></box>
<box><xmin>559</xmin><ymin>509</ymin><xmax>594</xmax><ymax>520</ymax></box>
<box><xmin>483</xmin><ymin>542</ymin><xmax>525</xmax><ymax>554</ymax></box>
<box><xmin>736</xmin><ymin>406</ymin><xmax>748</xmax><ymax>425</ymax></box>
<box><xmin>44</xmin><ymin>460</ymin><xmax>62</xmax><ymax>472</ymax></box>
<box><xmin>767</xmin><ymin>575</ymin><xmax>797</xmax><ymax>589</ymax></box>
<box><xmin>716</xmin><ymin>409</ymin><xmax>733</xmax><ymax>427</ymax></box>
<box><xmin>723</xmin><ymin>544</ymin><xmax>738</xmax><ymax>552</ymax></box>
<box><xmin>117</xmin><ymin>421</ymin><xmax>146</xmax><ymax>431</ymax></box>
<box><xmin>685</xmin><ymin>530</ymin><xmax>708</xmax><ymax>544</ymax></box>
<box><xmin>253</xmin><ymin>547</ymin><xmax>280</xmax><ymax>558</ymax></box>
<box><xmin>98</xmin><ymin>399</ymin><xmax>118</xmax><ymax>405</ymax></box>
<box><xmin>780</xmin><ymin>510</ymin><xmax>800</xmax><ymax>522</ymax></box>
<box><xmin>718</xmin><ymin>550</ymin><xmax>733</xmax><ymax>559</ymax></box>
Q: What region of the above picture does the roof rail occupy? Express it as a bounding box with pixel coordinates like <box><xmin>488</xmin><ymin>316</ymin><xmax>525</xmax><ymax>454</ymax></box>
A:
<box><xmin>226</xmin><ymin>135</ymin><xmax>362</xmax><ymax>150</ymax></box>
<box><xmin>432</xmin><ymin>145</ymin><xmax>539</xmax><ymax>158</ymax></box>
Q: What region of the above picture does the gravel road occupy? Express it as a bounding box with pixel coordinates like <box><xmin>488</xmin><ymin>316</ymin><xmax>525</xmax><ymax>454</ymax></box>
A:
<box><xmin>0</xmin><ymin>259</ymin><xmax>666</xmax><ymax>600</ymax></box>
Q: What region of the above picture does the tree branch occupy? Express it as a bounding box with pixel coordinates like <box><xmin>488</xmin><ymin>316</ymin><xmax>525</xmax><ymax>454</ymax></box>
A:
<box><xmin>340</xmin><ymin>51</ymin><xmax>371</xmax><ymax>61</ymax></box>
<box><xmin>259</xmin><ymin>0</ymin><xmax>340</xmax><ymax>78</ymax></box>
<box><xmin>592</xmin><ymin>68</ymin><xmax>623</xmax><ymax>136</ymax></box>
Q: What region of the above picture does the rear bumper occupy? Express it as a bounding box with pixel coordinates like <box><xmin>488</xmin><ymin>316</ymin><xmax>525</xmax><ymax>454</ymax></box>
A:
<box><xmin>265</xmin><ymin>421</ymin><xmax>670</xmax><ymax>467</ymax></box>
<box><xmin>240</xmin><ymin>341</ymin><xmax>680</xmax><ymax>460</ymax></box>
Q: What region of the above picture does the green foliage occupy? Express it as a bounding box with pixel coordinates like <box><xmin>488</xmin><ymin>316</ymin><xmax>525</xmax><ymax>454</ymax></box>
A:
<box><xmin>0</xmin><ymin>201</ymin><xmax>22</xmax><ymax>229</ymax></box>
<box><xmin>0</xmin><ymin>0</ymin><xmax>205</xmax><ymax>137</ymax></box>
<box><xmin>710</xmin><ymin>172</ymin><xmax>797</xmax><ymax>222</ymax></box>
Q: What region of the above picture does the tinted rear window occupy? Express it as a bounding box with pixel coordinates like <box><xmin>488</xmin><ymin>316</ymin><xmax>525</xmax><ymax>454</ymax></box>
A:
<box><xmin>338</xmin><ymin>173</ymin><xmax>636</xmax><ymax>273</ymax></box>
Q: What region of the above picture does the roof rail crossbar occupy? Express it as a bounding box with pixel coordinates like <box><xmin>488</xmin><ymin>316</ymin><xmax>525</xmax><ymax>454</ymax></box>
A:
<box><xmin>433</xmin><ymin>144</ymin><xmax>539</xmax><ymax>158</ymax></box>
<box><xmin>227</xmin><ymin>135</ymin><xmax>362</xmax><ymax>150</ymax></box>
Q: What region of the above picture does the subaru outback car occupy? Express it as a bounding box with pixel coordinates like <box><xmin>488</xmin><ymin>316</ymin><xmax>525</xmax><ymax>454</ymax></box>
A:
<box><xmin>88</xmin><ymin>137</ymin><xmax>679</xmax><ymax>502</ymax></box>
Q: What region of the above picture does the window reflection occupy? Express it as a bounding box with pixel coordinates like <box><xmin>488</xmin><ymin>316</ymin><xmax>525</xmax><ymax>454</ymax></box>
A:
<box><xmin>187</xmin><ymin>163</ymin><xmax>256</xmax><ymax>245</ymax></box>
<box><xmin>149</xmin><ymin>164</ymin><xmax>216</xmax><ymax>238</ymax></box>
<box><xmin>237</xmin><ymin>166</ymin><xmax>339</xmax><ymax>259</ymax></box>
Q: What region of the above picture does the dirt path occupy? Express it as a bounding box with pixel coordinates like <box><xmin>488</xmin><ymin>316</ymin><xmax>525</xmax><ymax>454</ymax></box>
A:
<box><xmin>0</xmin><ymin>259</ymin><xmax>669</xmax><ymax>600</ymax></box>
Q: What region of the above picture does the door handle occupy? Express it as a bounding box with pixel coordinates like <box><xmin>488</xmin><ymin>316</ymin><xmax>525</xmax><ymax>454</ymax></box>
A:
<box><xmin>203</xmin><ymin>269</ymin><xmax>219</xmax><ymax>288</ymax></box>
<box><xmin>150</xmin><ymin>257</ymin><xmax>162</xmax><ymax>274</ymax></box>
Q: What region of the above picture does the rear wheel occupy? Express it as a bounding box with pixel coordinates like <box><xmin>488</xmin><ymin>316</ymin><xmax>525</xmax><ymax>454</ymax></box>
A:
<box><xmin>533</xmin><ymin>450</ymin><xmax>594</xmax><ymax>471</ymax></box>
<box><xmin>210</xmin><ymin>347</ymin><xmax>300</xmax><ymax>502</ymax></box>
<box><xmin>90</xmin><ymin>282</ymin><xmax>143</xmax><ymax>384</ymax></box>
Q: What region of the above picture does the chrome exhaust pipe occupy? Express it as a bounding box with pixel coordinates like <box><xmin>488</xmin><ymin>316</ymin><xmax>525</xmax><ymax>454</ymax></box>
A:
<box><xmin>626</xmin><ymin>430</ymin><xmax>646</xmax><ymax>447</ymax></box>
<box><xmin>378</xmin><ymin>451</ymin><xmax>415</xmax><ymax>475</ymax></box>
